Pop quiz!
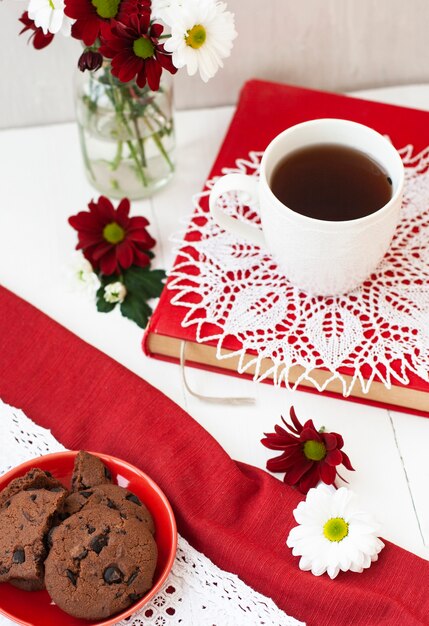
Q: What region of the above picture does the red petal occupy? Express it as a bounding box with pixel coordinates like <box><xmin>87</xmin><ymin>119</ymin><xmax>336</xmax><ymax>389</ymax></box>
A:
<box><xmin>81</xmin><ymin>248</ymin><xmax>96</xmax><ymax>266</ymax></box>
<box><xmin>288</xmin><ymin>406</ymin><xmax>303</xmax><ymax>434</ymax></box>
<box><xmin>284</xmin><ymin>459</ymin><xmax>313</xmax><ymax>486</ymax></box>
<box><xmin>116</xmin><ymin>198</ymin><xmax>131</xmax><ymax>221</ymax></box>
<box><xmin>115</xmin><ymin>54</ymin><xmax>143</xmax><ymax>83</ymax></box>
<box><xmin>68</xmin><ymin>212</ymin><xmax>101</xmax><ymax>232</ymax></box>
<box><xmin>132</xmin><ymin>248</ymin><xmax>151</xmax><ymax>268</ymax></box>
<box><xmin>266</xmin><ymin>450</ymin><xmax>303</xmax><ymax>473</ymax></box>
<box><xmin>136</xmin><ymin>69</ymin><xmax>147</xmax><ymax>89</ymax></box>
<box><xmin>319</xmin><ymin>461</ymin><xmax>337</xmax><ymax>485</ymax></box>
<box><xmin>128</xmin><ymin>216</ymin><xmax>150</xmax><ymax>229</ymax></box>
<box><xmin>298</xmin><ymin>467</ymin><xmax>320</xmax><ymax>494</ymax></box>
<box><xmin>139</xmin><ymin>12</ymin><xmax>150</xmax><ymax>32</ymax></box>
<box><xmin>151</xmin><ymin>22</ymin><xmax>163</xmax><ymax>38</ymax></box>
<box><xmin>92</xmin><ymin>241</ymin><xmax>114</xmax><ymax>261</ymax></box>
<box><xmin>135</xmin><ymin>233</ymin><xmax>156</xmax><ymax>249</ymax></box>
<box><xmin>261</xmin><ymin>437</ymin><xmax>300</xmax><ymax>451</ymax></box>
<box><xmin>263</xmin><ymin>432</ymin><xmax>298</xmax><ymax>446</ymax></box>
<box><xmin>99</xmin><ymin>249</ymin><xmax>119</xmax><ymax>275</ymax></box>
<box><xmin>71</xmin><ymin>18</ymin><xmax>100</xmax><ymax>46</ymax></box>
<box><xmin>145</xmin><ymin>58</ymin><xmax>162</xmax><ymax>91</ymax></box>
<box><xmin>65</xmin><ymin>0</ymin><xmax>94</xmax><ymax>19</ymax></box>
<box><xmin>128</xmin><ymin>230</ymin><xmax>155</xmax><ymax>246</ymax></box>
<box><xmin>96</xmin><ymin>196</ymin><xmax>116</xmax><ymax>222</ymax></box>
<box><xmin>33</xmin><ymin>29</ymin><xmax>54</xmax><ymax>49</ymax></box>
<box><xmin>116</xmin><ymin>241</ymin><xmax>134</xmax><ymax>270</ymax></box>
<box><xmin>323</xmin><ymin>432</ymin><xmax>338</xmax><ymax>450</ymax></box>
<box><xmin>300</xmin><ymin>427</ymin><xmax>321</xmax><ymax>442</ymax></box>
<box><xmin>155</xmin><ymin>49</ymin><xmax>177</xmax><ymax>73</ymax></box>
<box><xmin>77</xmin><ymin>232</ymin><xmax>103</xmax><ymax>248</ymax></box>
<box><xmin>334</xmin><ymin>432</ymin><xmax>344</xmax><ymax>448</ymax></box>
<box><xmin>325</xmin><ymin>448</ymin><xmax>343</xmax><ymax>467</ymax></box>
<box><xmin>341</xmin><ymin>451</ymin><xmax>355</xmax><ymax>471</ymax></box>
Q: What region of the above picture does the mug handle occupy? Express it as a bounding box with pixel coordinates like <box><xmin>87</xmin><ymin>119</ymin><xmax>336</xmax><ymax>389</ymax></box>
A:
<box><xmin>209</xmin><ymin>174</ymin><xmax>266</xmax><ymax>247</ymax></box>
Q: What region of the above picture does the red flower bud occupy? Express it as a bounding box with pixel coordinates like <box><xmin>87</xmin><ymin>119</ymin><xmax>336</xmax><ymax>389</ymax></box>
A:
<box><xmin>78</xmin><ymin>50</ymin><xmax>103</xmax><ymax>72</ymax></box>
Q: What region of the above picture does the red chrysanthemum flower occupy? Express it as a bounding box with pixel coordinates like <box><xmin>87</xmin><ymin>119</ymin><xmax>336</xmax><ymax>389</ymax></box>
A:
<box><xmin>19</xmin><ymin>12</ymin><xmax>55</xmax><ymax>50</ymax></box>
<box><xmin>261</xmin><ymin>407</ymin><xmax>354</xmax><ymax>494</ymax></box>
<box><xmin>99</xmin><ymin>14</ymin><xmax>177</xmax><ymax>90</ymax></box>
<box><xmin>68</xmin><ymin>196</ymin><xmax>156</xmax><ymax>275</ymax></box>
<box><xmin>64</xmin><ymin>0</ymin><xmax>151</xmax><ymax>46</ymax></box>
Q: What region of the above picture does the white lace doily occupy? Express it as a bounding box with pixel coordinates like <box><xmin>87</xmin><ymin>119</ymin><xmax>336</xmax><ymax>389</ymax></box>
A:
<box><xmin>168</xmin><ymin>145</ymin><xmax>429</xmax><ymax>396</ymax></box>
<box><xmin>0</xmin><ymin>400</ymin><xmax>303</xmax><ymax>626</ymax></box>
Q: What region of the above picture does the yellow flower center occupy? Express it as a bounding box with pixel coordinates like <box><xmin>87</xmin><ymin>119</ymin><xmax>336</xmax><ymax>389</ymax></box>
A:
<box><xmin>48</xmin><ymin>0</ymin><xmax>55</xmax><ymax>9</ymax></box>
<box><xmin>91</xmin><ymin>0</ymin><xmax>120</xmax><ymax>19</ymax></box>
<box><xmin>185</xmin><ymin>24</ymin><xmax>207</xmax><ymax>49</ymax></box>
<box><xmin>133</xmin><ymin>37</ymin><xmax>155</xmax><ymax>59</ymax></box>
<box><xmin>103</xmin><ymin>222</ymin><xmax>125</xmax><ymax>244</ymax></box>
<box><xmin>323</xmin><ymin>517</ymin><xmax>349</xmax><ymax>542</ymax></box>
<box><xmin>303</xmin><ymin>439</ymin><xmax>326</xmax><ymax>461</ymax></box>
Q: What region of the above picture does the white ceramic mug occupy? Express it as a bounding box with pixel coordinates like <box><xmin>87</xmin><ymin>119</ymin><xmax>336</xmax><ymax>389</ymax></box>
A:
<box><xmin>209</xmin><ymin>118</ymin><xmax>405</xmax><ymax>296</ymax></box>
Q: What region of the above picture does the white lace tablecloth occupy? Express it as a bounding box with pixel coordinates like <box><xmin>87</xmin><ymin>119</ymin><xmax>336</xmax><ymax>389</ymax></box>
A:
<box><xmin>0</xmin><ymin>400</ymin><xmax>304</xmax><ymax>626</ymax></box>
<box><xmin>169</xmin><ymin>145</ymin><xmax>429</xmax><ymax>396</ymax></box>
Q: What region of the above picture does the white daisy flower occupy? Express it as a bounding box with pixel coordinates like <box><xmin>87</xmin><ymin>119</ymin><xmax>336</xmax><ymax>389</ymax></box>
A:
<box><xmin>151</xmin><ymin>0</ymin><xmax>175</xmax><ymax>20</ymax></box>
<box><xmin>163</xmin><ymin>0</ymin><xmax>237</xmax><ymax>82</ymax></box>
<box><xmin>286</xmin><ymin>484</ymin><xmax>385</xmax><ymax>580</ymax></box>
<box><xmin>67</xmin><ymin>252</ymin><xmax>100</xmax><ymax>298</ymax></box>
<box><xmin>104</xmin><ymin>282</ymin><xmax>127</xmax><ymax>304</ymax></box>
<box><xmin>28</xmin><ymin>0</ymin><xmax>73</xmax><ymax>36</ymax></box>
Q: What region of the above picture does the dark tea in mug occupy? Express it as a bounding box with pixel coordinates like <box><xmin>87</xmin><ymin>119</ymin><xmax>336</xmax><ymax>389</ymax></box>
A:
<box><xmin>270</xmin><ymin>143</ymin><xmax>392</xmax><ymax>221</ymax></box>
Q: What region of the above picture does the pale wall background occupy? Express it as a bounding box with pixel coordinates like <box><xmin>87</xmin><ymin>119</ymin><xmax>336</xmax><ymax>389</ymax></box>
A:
<box><xmin>1</xmin><ymin>0</ymin><xmax>429</xmax><ymax>129</ymax></box>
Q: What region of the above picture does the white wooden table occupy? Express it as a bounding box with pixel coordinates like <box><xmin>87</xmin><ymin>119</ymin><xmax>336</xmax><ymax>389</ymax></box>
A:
<box><xmin>1</xmin><ymin>85</ymin><xmax>428</xmax><ymax>562</ymax></box>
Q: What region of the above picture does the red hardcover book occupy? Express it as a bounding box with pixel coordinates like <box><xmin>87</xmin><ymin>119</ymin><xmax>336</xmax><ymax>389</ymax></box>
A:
<box><xmin>143</xmin><ymin>79</ymin><xmax>429</xmax><ymax>416</ymax></box>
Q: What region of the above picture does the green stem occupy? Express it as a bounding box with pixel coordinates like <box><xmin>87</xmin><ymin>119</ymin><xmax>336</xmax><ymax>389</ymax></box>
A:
<box><xmin>106</xmin><ymin>72</ymin><xmax>149</xmax><ymax>187</ymax></box>
<box><xmin>131</xmin><ymin>118</ymin><xmax>147</xmax><ymax>168</ymax></box>
<box><xmin>144</xmin><ymin>115</ymin><xmax>175</xmax><ymax>171</ymax></box>
<box><xmin>110</xmin><ymin>140</ymin><xmax>123</xmax><ymax>171</ymax></box>
<box><xmin>126</xmin><ymin>140</ymin><xmax>148</xmax><ymax>187</ymax></box>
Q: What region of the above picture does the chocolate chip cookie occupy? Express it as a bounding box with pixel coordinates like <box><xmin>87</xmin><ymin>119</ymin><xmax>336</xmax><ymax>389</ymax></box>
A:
<box><xmin>0</xmin><ymin>488</ymin><xmax>67</xmax><ymax>590</ymax></box>
<box><xmin>45</xmin><ymin>505</ymin><xmax>157</xmax><ymax>620</ymax></box>
<box><xmin>0</xmin><ymin>468</ymin><xmax>65</xmax><ymax>509</ymax></box>
<box><xmin>71</xmin><ymin>451</ymin><xmax>113</xmax><ymax>491</ymax></box>
<box><xmin>64</xmin><ymin>484</ymin><xmax>155</xmax><ymax>534</ymax></box>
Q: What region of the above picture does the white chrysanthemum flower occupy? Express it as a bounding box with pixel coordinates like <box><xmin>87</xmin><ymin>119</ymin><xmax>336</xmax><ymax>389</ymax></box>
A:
<box><xmin>28</xmin><ymin>0</ymin><xmax>73</xmax><ymax>36</ymax></box>
<box><xmin>104</xmin><ymin>282</ymin><xmax>127</xmax><ymax>304</ymax></box>
<box><xmin>286</xmin><ymin>484</ymin><xmax>385</xmax><ymax>580</ymax></box>
<box><xmin>163</xmin><ymin>0</ymin><xmax>237</xmax><ymax>82</ymax></box>
<box><xmin>67</xmin><ymin>252</ymin><xmax>100</xmax><ymax>297</ymax></box>
<box><xmin>151</xmin><ymin>0</ymin><xmax>175</xmax><ymax>20</ymax></box>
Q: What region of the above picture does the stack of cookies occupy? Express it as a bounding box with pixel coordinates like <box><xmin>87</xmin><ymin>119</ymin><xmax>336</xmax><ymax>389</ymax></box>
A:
<box><xmin>0</xmin><ymin>451</ymin><xmax>158</xmax><ymax>620</ymax></box>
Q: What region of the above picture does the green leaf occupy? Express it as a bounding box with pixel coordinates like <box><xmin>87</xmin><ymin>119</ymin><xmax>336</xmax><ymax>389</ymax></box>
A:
<box><xmin>98</xmin><ymin>273</ymin><xmax>121</xmax><ymax>286</ymax></box>
<box><xmin>120</xmin><ymin>292</ymin><xmax>153</xmax><ymax>329</ymax></box>
<box><xmin>96</xmin><ymin>285</ymin><xmax>117</xmax><ymax>313</ymax></box>
<box><xmin>123</xmin><ymin>266</ymin><xmax>166</xmax><ymax>300</ymax></box>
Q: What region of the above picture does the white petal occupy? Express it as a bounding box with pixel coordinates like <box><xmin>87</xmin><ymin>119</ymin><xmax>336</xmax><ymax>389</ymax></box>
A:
<box><xmin>49</xmin><ymin>10</ymin><xmax>64</xmax><ymax>34</ymax></box>
<box><xmin>310</xmin><ymin>559</ymin><xmax>327</xmax><ymax>577</ymax></box>
<box><xmin>327</xmin><ymin>563</ymin><xmax>341</xmax><ymax>579</ymax></box>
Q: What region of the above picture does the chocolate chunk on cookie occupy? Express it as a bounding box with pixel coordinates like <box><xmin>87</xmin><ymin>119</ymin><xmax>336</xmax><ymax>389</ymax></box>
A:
<box><xmin>71</xmin><ymin>451</ymin><xmax>113</xmax><ymax>492</ymax></box>
<box><xmin>64</xmin><ymin>484</ymin><xmax>155</xmax><ymax>534</ymax></box>
<box><xmin>45</xmin><ymin>505</ymin><xmax>157</xmax><ymax>620</ymax></box>
<box><xmin>0</xmin><ymin>468</ymin><xmax>66</xmax><ymax>509</ymax></box>
<box><xmin>0</xmin><ymin>489</ymin><xmax>67</xmax><ymax>590</ymax></box>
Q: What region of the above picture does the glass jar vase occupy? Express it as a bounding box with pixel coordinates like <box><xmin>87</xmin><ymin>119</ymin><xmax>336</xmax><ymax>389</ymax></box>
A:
<box><xmin>74</xmin><ymin>64</ymin><xmax>175</xmax><ymax>200</ymax></box>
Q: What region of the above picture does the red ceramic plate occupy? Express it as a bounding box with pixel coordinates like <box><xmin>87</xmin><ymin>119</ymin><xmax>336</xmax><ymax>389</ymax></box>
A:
<box><xmin>0</xmin><ymin>451</ymin><xmax>177</xmax><ymax>626</ymax></box>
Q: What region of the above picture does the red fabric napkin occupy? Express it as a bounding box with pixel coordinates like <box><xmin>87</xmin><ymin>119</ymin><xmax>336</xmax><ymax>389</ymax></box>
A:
<box><xmin>0</xmin><ymin>286</ymin><xmax>428</xmax><ymax>626</ymax></box>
